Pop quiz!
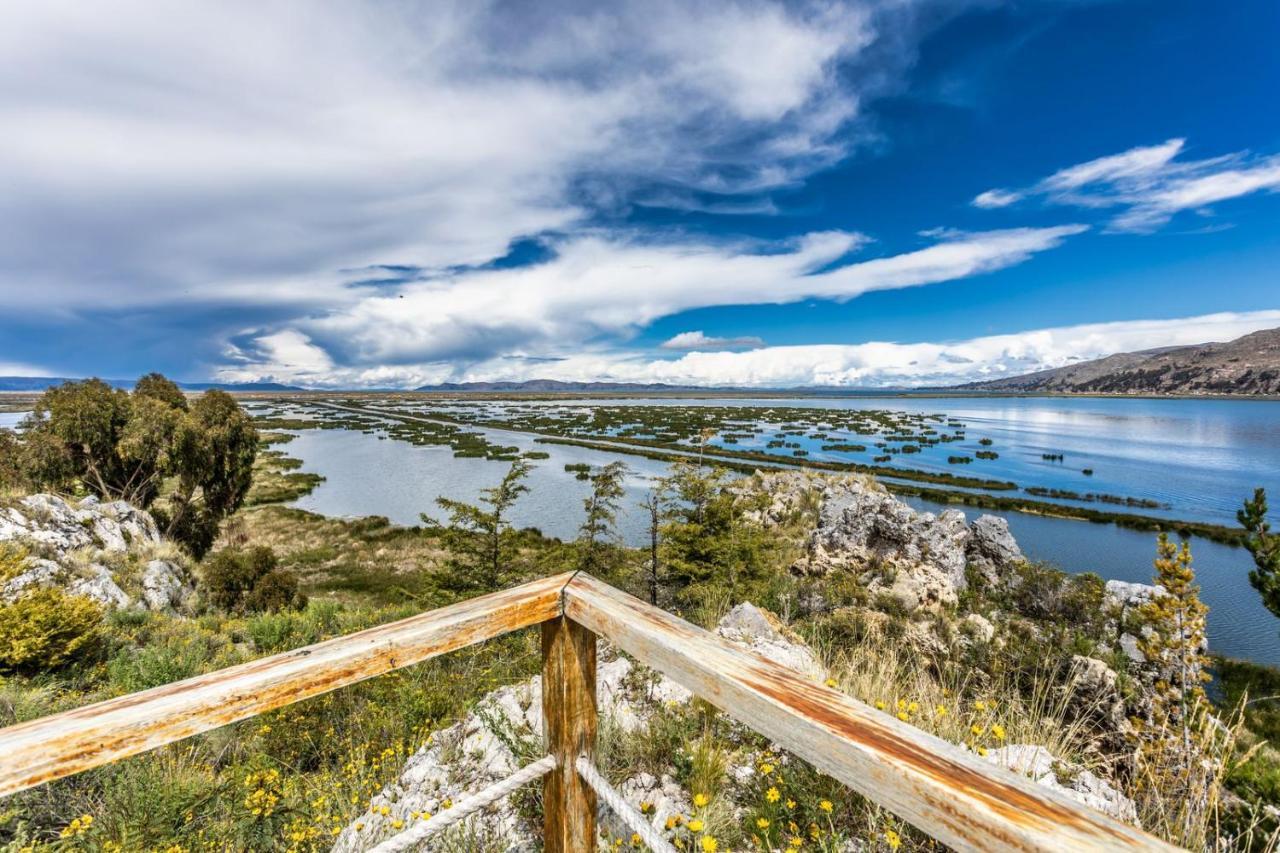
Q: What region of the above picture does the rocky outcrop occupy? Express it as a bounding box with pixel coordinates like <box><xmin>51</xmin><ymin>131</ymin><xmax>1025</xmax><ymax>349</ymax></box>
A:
<box><xmin>965</xmin><ymin>515</ymin><xmax>1023</xmax><ymax>588</ymax></box>
<box><xmin>748</xmin><ymin>473</ymin><xmax>1025</xmax><ymax>612</ymax></box>
<box><xmin>1060</xmin><ymin>656</ymin><xmax>1135</xmax><ymax>766</ymax></box>
<box><xmin>332</xmin><ymin>604</ymin><xmax>825</xmax><ymax>852</ymax></box>
<box><xmin>0</xmin><ymin>494</ymin><xmax>193</xmax><ymax>613</ymax></box>
<box><xmin>986</xmin><ymin>745</ymin><xmax>1138</xmax><ymax>824</ymax></box>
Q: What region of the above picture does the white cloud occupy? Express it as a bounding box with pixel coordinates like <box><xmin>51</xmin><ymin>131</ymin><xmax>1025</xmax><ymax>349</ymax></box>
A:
<box><xmin>234</xmin><ymin>224</ymin><xmax>1080</xmax><ymax>369</ymax></box>
<box><xmin>457</xmin><ymin>309</ymin><xmax>1280</xmax><ymax>388</ymax></box>
<box><xmin>217</xmin><ymin>224</ymin><xmax>1087</xmax><ymax>384</ymax></box>
<box><xmin>660</xmin><ymin>331</ymin><xmax>766</xmax><ymax>350</ymax></box>
<box><xmin>0</xmin><ymin>361</ymin><xmax>52</xmax><ymax>377</ymax></box>
<box><xmin>975</xmin><ymin>138</ymin><xmax>1280</xmax><ymax>232</ymax></box>
<box><xmin>216</xmin><ymin>309</ymin><xmax>1280</xmax><ymax>389</ymax></box>
<box><xmin>971</xmin><ymin>189</ymin><xmax>1023</xmax><ymax>209</ymax></box>
<box><xmin>0</xmin><ymin>0</ymin><xmax>936</xmax><ymax>313</ymax></box>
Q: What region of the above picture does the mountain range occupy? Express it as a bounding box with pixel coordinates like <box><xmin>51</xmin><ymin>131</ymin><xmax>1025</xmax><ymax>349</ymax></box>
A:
<box><xmin>958</xmin><ymin>327</ymin><xmax>1280</xmax><ymax>395</ymax></box>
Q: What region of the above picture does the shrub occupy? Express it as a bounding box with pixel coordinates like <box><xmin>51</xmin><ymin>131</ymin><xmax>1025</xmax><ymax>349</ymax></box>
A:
<box><xmin>243</xmin><ymin>569</ymin><xmax>306</xmax><ymax>614</ymax></box>
<box><xmin>0</xmin><ymin>588</ymin><xmax>102</xmax><ymax>671</ymax></box>
<box><xmin>200</xmin><ymin>546</ymin><xmax>307</xmax><ymax>614</ymax></box>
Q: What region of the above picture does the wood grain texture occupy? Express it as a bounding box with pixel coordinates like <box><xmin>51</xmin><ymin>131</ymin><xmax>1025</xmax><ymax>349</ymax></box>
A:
<box><xmin>542</xmin><ymin>615</ymin><xmax>597</xmax><ymax>853</ymax></box>
<box><xmin>0</xmin><ymin>572</ymin><xmax>572</xmax><ymax>799</ymax></box>
<box><xmin>563</xmin><ymin>572</ymin><xmax>1178</xmax><ymax>853</ymax></box>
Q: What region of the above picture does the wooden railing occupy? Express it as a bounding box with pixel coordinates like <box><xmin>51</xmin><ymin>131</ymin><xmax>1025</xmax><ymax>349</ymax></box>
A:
<box><xmin>0</xmin><ymin>572</ymin><xmax>1176</xmax><ymax>852</ymax></box>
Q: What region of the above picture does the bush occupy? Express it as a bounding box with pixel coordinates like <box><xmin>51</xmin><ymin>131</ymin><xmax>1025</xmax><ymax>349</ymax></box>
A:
<box><xmin>200</xmin><ymin>546</ymin><xmax>307</xmax><ymax>614</ymax></box>
<box><xmin>243</xmin><ymin>569</ymin><xmax>305</xmax><ymax>614</ymax></box>
<box><xmin>0</xmin><ymin>587</ymin><xmax>102</xmax><ymax>671</ymax></box>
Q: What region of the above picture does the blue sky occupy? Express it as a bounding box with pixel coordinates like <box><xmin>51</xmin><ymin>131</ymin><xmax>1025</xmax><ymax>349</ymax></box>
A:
<box><xmin>1</xmin><ymin>0</ymin><xmax>1278</xmax><ymax>387</ymax></box>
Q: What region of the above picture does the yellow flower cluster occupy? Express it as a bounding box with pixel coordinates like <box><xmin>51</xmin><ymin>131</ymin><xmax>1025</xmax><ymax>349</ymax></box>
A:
<box><xmin>59</xmin><ymin>814</ymin><xmax>94</xmax><ymax>838</ymax></box>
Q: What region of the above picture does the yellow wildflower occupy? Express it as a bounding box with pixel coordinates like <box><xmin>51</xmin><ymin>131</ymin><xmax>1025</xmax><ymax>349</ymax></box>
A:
<box><xmin>991</xmin><ymin>723</ymin><xmax>1006</xmax><ymax>741</ymax></box>
<box><xmin>688</xmin><ymin>819</ymin><xmax>705</xmax><ymax>832</ymax></box>
<box><xmin>759</xmin><ymin>762</ymin><xmax>775</xmax><ymax>775</ymax></box>
<box><xmin>757</xmin><ymin>818</ymin><xmax>771</xmax><ymax>829</ymax></box>
<box><xmin>701</xmin><ymin>837</ymin><xmax>718</xmax><ymax>853</ymax></box>
<box><xmin>886</xmin><ymin>828</ymin><xmax>902</xmax><ymax>850</ymax></box>
<box><xmin>766</xmin><ymin>786</ymin><xmax>781</xmax><ymax>803</ymax></box>
<box><xmin>819</xmin><ymin>800</ymin><xmax>833</xmax><ymax>813</ymax></box>
<box><xmin>694</xmin><ymin>793</ymin><xmax>710</xmax><ymax>807</ymax></box>
<box><xmin>824</xmin><ymin>678</ymin><xmax>838</xmax><ymax>688</ymax></box>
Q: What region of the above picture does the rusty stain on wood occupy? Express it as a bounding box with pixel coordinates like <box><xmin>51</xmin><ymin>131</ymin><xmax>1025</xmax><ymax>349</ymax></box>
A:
<box><xmin>0</xmin><ymin>572</ymin><xmax>571</xmax><ymax>799</ymax></box>
<box><xmin>542</xmin><ymin>615</ymin><xmax>597</xmax><ymax>853</ymax></box>
<box><xmin>561</xmin><ymin>573</ymin><xmax>1177</xmax><ymax>853</ymax></box>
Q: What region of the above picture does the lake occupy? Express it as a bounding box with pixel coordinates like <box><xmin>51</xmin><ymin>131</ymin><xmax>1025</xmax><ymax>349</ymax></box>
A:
<box><xmin>5</xmin><ymin>400</ymin><xmax>1279</xmax><ymax>663</ymax></box>
<box><xmin>280</xmin><ymin>396</ymin><xmax>1280</xmax><ymax>665</ymax></box>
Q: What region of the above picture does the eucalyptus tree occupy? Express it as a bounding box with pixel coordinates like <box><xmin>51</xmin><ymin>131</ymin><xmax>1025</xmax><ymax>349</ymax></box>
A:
<box><xmin>16</xmin><ymin>377</ymin><xmax>257</xmax><ymax>557</ymax></box>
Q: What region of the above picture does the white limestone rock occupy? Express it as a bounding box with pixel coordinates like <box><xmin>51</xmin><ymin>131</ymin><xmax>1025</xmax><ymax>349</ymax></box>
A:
<box><xmin>986</xmin><ymin>745</ymin><xmax>1138</xmax><ymax>824</ymax></box>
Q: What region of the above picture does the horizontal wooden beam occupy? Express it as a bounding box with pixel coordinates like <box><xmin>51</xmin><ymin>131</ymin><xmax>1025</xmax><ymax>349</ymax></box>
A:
<box><xmin>563</xmin><ymin>572</ymin><xmax>1176</xmax><ymax>853</ymax></box>
<box><xmin>0</xmin><ymin>572</ymin><xmax>571</xmax><ymax>799</ymax></box>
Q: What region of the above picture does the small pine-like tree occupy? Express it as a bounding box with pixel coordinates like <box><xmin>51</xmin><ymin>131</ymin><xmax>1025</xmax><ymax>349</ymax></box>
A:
<box><xmin>424</xmin><ymin>457</ymin><xmax>532</xmax><ymax>589</ymax></box>
<box><xmin>1238</xmin><ymin>487</ymin><xmax>1280</xmax><ymax>621</ymax></box>
<box><xmin>577</xmin><ymin>462</ymin><xmax>628</xmax><ymax>578</ymax></box>
<box><xmin>1134</xmin><ymin>534</ymin><xmax>1216</xmax><ymax>845</ymax></box>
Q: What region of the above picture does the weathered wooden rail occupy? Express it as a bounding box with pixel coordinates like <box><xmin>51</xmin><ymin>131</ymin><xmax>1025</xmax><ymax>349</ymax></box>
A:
<box><xmin>0</xmin><ymin>572</ymin><xmax>1177</xmax><ymax>852</ymax></box>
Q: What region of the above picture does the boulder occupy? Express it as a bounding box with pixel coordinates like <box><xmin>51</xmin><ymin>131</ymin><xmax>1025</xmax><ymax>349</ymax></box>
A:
<box><xmin>1060</xmin><ymin>656</ymin><xmax>1135</xmax><ymax>763</ymax></box>
<box><xmin>966</xmin><ymin>515</ymin><xmax>1024</xmax><ymax>587</ymax></box>
<box><xmin>141</xmin><ymin>560</ymin><xmax>194</xmax><ymax>612</ymax></box>
<box><xmin>986</xmin><ymin>745</ymin><xmax>1138</xmax><ymax>824</ymax></box>
<box><xmin>716</xmin><ymin>602</ymin><xmax>826</xmax><ymax>681</ymax></box>
<box><xmin>68</xmin><ymin>564</ymin><xmax>133</xmax><ymax>609</ymax></box>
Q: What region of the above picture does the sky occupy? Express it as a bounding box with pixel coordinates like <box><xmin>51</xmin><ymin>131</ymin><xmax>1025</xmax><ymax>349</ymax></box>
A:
<box><xmin>1</xmin><ymin>0</ymin><xmax>1278</xmax><ymax>389</ymax></box>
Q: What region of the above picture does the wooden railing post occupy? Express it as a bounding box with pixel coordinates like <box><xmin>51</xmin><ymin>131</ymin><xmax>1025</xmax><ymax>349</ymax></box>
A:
<box><xmin>542</xmin><ymin>615</ymin><xmax>597</xmax><ymax>853</ymax></box>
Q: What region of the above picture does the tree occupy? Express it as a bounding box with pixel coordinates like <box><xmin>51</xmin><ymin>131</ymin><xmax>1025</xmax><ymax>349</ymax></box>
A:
<box><xmin>640</xmin><ymin>487</ymin><xmax>665</xmax><ymax>605</ymax></box>
<box><xmin>17</xmin><ymin>377</ymin><xmax>257</xmax><ymax>557</ymax></box>
<box><xmin>577</xmin><ymin>461</ymin><xmax>629</xmax><ymax>577</ymax></box>
<box><xmin>0</xmin><ymin>428</ymin><xmax>26</xmax><ymax>491</ymax></box>
<box><xmin>1134</xmin><ymin>534</ymin><xmax>1215</xmax><ymax>844</ymax></box>
<box><xmin>424</xmin><ymin>458</ymin><xmax>532</xmax><ymax>589</ymax></box>
<box><xmin>1238</xmin><ymin>487</ymin><xmax>1280</xmax><ymax>621</ymax></box>
<box><xmin>659</xmin><ymin>461</ymin><xmax>773</xmax><ymax>599</ymax></box>
<box><xmin>133</xmin><ymin>372</ymin><xmax>188</xmax><ymax>410</ymax></box>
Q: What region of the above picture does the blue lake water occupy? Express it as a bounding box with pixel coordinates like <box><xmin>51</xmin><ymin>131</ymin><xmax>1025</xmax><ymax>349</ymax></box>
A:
<box><xmin>390</xmin><ymin>396</ymin><xmax>1280</xmax><ymax>529</ymax></box>
<box><xmin>279</xmin><ymin>397</ymin><xmax>1280</xmax><ymax>666</ymax></box>
<box><xmin>7</xmin><ymin>400</ymin><xmax>1279</xmax><ymax>664</ymax></box>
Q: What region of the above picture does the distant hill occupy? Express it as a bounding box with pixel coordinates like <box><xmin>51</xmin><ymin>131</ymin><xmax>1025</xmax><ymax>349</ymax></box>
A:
<box><xmin>414</xmin><ymin>380</ymin><xmax>717</xmax><ymax>392</ymax></box>
<box><xmin>0</xmin><ymin>377</ymin><xmax>302</xmax><ymax>392</ymax></box>
<box><xmin>958</xmin><ymin>327</ymin><xmax>1280</xmax><ymax>395</ymax></box>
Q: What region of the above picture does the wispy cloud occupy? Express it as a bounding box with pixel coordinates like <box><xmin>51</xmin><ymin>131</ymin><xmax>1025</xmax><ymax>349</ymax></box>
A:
<box><xmin>660</xmin><ymin>331</ymin><xmax>766</xmax><ymax>350</ymax></box>
<box><xmin>974</xmin><ymin>138</ymin><xmax>1280</xmax><ymax>232</ymax></box>
<box><xmin>217</xmin><ymin>224</ymin><xmax>1087</xmax><ymax>385</ymax></box>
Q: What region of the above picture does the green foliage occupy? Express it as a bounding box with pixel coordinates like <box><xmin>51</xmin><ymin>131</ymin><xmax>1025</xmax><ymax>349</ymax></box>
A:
<box><xmin>0</xmin><ymin>427</ymin><xmax>26</xmax><ymax>491</ymax></box>
<box><xmin>15</xmin><ymin>377</ymin><xmax>257</xmax><ymax>558</ymax></box>
<box><xmin>1238</xmin><ymin>487</ymin><xmax>1280</xmax><ymax>623</ymax></box>
<box><xmin>421</xmin><ymin>457</ymin><xmax>532</xmax><ymax>589</ymax></box>
<box><xmin>577</xmin><ymin>461</ymin><xmax>628</xmax><ymax>578</ymax></box>
<box><xmin>201</xmin><ymin>546</ymin><xmax>306</xmax><ymax>614</ymax></box>
<box><xmin>0</xmin><ymin>587</ymin><xmax>102</xmax><ymax>672</ymax></box>
<box><xmin>659</xmin><ymin>461</ymin><xmax>776</xmax><ymax>603</ymax></box>
<box><xmin>133</xmin><ymin>372</ymin><xmax>188</xmax><ymax>410</ymax></box>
